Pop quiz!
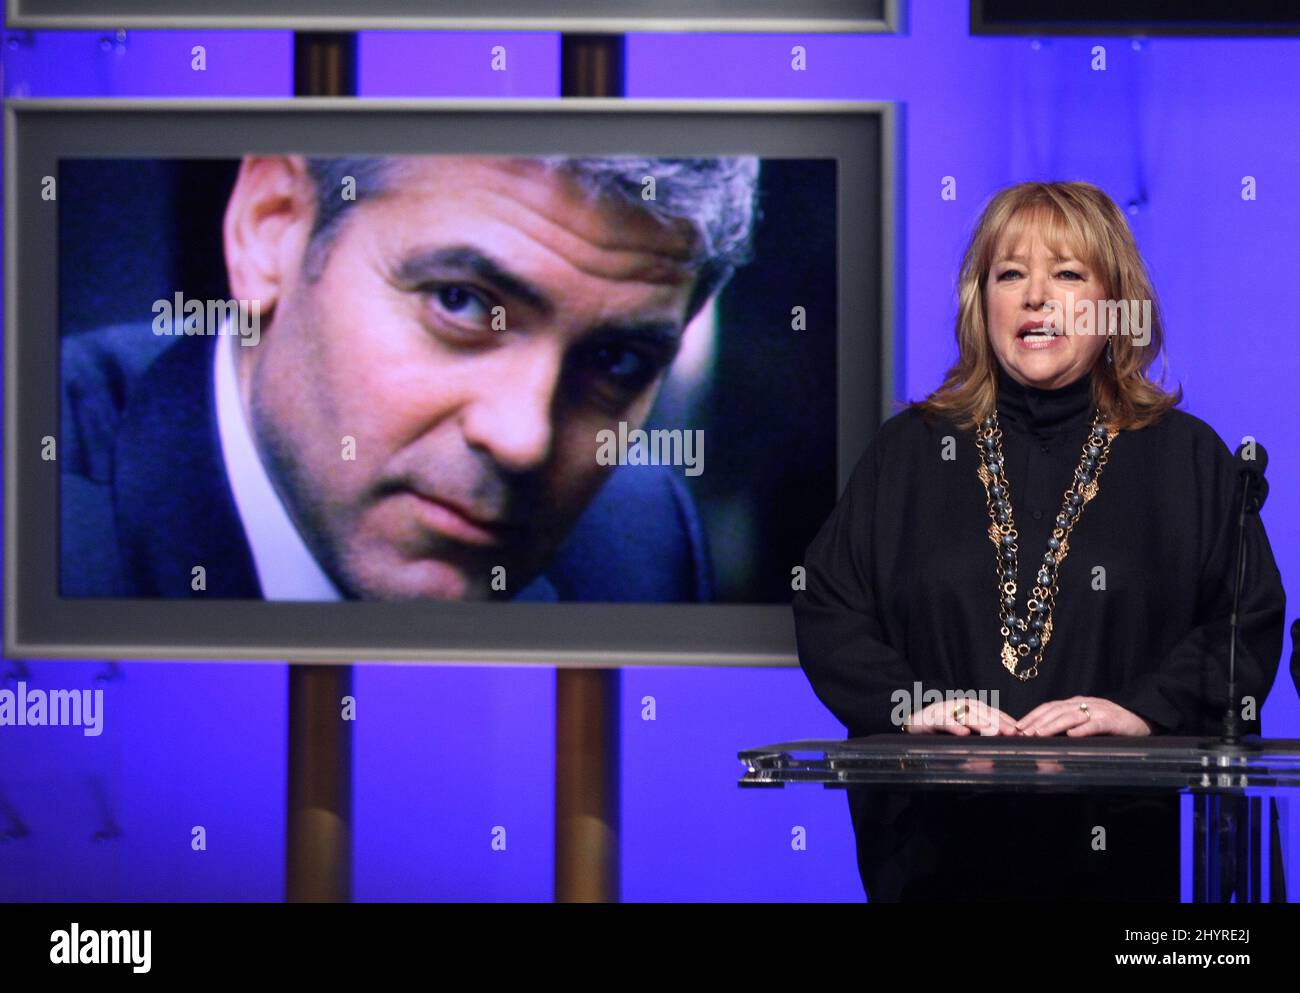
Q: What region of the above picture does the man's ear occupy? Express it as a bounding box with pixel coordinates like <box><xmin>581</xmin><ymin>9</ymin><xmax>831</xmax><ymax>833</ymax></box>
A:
<box><xmin>223</xmin><ymin>155</ymin><xmax>314</xmax><ymax>320</ymax></box>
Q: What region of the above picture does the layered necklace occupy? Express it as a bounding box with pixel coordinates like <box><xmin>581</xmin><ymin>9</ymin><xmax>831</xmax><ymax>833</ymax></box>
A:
<box><xmin>975</xmin><ymin>408</ymin><xmax>1118</xmax><ymax>681</ymax></box>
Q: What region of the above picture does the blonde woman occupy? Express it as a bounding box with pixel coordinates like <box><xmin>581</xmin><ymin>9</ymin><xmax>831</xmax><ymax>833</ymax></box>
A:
<box><xmin>794</xmin><ymin>181</ymin><xmax>1285</xmax><ymax>901</ymax></box>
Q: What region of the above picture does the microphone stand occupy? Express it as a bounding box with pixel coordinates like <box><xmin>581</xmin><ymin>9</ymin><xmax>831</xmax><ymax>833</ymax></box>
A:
<box><xmin>1196</xmin><ymin>450</ymin><xmax>1269</xmax><ymax>908</ymax></box>
<box><xmin>1204</xmin><ymin>465</ymin><xmax>1267</xmax><ymax>754</ymax></box>
<box><xmin>1221</xmin><ymin>474</ymin><xmax>1250</xmax><ymax>746</ymax></box>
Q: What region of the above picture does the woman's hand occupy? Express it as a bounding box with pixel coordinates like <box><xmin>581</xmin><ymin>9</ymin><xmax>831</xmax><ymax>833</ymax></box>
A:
<box><xmin>903</xmin><ymin>698</ymin><xmax>1020</xmax><ymax>736</ymax></box>
<box><xmin>1016</xmin><ymin>697</ymin><xmax>1152</xmax><ymax>737</ymax></box>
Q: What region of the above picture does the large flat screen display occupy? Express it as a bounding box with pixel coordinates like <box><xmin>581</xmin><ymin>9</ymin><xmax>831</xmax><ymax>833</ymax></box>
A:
<box><xmin>6</xmin><ymin>0</ymin><xmax>899</xmax><ymax>32</ymax></box>
<box><xmin>6</xmin><ymin>99</ymin><xmax>895</xmax><ymax>663</ymax></box>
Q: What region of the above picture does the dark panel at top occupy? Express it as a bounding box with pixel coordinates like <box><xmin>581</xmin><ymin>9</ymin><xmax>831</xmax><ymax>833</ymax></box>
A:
<box><xmin>972</xmin><ymin>0</ymin><xmax>1300</xmax><ymax>36</ymax></box>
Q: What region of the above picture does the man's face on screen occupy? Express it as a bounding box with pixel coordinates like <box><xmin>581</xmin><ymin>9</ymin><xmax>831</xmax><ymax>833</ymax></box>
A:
<box><xmin>239</xmin><ymin>157</ymin><xmax>698</xmax><ymax>599</ymax></box>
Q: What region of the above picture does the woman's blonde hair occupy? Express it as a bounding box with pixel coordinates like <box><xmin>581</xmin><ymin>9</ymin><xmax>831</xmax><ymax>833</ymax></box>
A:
<box><xmin>912</xmin><ymin>181</ymin><xmax>1181</xmax><ymax>431</ymax></box>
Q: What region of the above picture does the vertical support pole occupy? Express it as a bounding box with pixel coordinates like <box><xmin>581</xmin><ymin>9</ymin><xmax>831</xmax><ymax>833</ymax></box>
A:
<box><xmin>1268</xmin><ymin>797</ymin><xmax>1287</xmax><ymax>903</ymax></box>
<box><xmin>560</xmin><ymin>32</ymin><xmax>626</xmax><ymax>98</ymax></box>
<box><xmin>287</xmin><ymin>665</ymin><xmax>353</xmax><ymax>902</ymax></box>
<box><xmin>1193</xmin><ymin>792</ymin><xmax>1219</xmax><ymax>902</ymax></box>
<box><xmin>555</xmin><ymin>669</ymin><xmax>621</xmax><ymax>902</ymax></box>
<box><xmin>285</xmin><ymin>30</ymin><xmax>357</xmax><ymax>904</ymax></box>
<box><xmin>554</xmin><ymin>33</ymin><xmax>625</xmax><ymax>905</ymax></box>
<box><xmin>1244</xmin><ymin>795</ymin><xmax>1261</xmax><ymax>902</ymax></box>
<box><xmin>294</xmin><ymin>31</ymin><xmax>357</xmax><ymax>98</ymax></box>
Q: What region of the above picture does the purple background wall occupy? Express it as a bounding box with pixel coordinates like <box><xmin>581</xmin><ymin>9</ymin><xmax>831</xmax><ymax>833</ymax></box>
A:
<box><xmin>1</xmin><ymin>0</ymin><xmax>1296</xmax><ymax>901</ymax></box>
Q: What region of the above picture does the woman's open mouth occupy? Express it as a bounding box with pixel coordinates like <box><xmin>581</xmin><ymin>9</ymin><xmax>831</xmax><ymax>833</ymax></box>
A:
<box><xmin>1017</xmin><ymin>325</ymin><xmax>1064</xmax><ymax>349</ymax></box>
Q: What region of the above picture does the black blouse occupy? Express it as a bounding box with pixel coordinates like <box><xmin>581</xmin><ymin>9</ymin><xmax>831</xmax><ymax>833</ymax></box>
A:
<box><xmin>792</xmin><ymin>368</ymin><xmax>1287</xmax><ymax>900</ymax></box>
<box><xmin>795</xmin><ymin>366</ymin><xmax>1285</xmax><ymax>738</ymax></box>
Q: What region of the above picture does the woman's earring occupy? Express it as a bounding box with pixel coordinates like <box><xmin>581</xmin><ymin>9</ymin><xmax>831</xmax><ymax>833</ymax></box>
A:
<box><xmin>1105</xmin><ymin>340</ymin><xmax>1114</xmax><ymax>366</ymax></box>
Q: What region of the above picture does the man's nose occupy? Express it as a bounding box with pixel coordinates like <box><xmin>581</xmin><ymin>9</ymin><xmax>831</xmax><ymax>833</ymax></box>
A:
<box><xmin>460</xmin><ymin>342</ymin><xmax>562</xmax><ymax>474</ymax></box>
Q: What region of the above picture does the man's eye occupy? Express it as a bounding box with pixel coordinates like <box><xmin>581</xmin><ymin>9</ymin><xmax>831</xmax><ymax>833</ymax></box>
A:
<box><xmin>568</xmin><ymin>343</ymin><xmax>666</xmax><ymax>409</ymax></box>
<box><xmin>594</xmin><ymin>345</ymin><xmax>650</xmax><ymax>382</ymax></box>
<box><xmin>430</xmin><ymin>283</ymin><xmax>490</xmax><ymax>322</ymax></box>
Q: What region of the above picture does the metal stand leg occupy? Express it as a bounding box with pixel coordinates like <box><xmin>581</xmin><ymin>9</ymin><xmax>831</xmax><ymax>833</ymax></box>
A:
<box><xmin>554</xmin><ymin>669</ymin><xmax>620</xmax><ymax>902</ymax></box>
<box><xmin>282</xmin><ymin>29</ymin><xmax>357</xmax><ymax>907</ymax></box>
<box><xmin>551</xmin><ymin>31</ymin><xmax>626</xmax><ymax>907</ymax></box>
<box><xmin>286</xmin><ymin>664</ymin><xmax>353</xmax><ymax>902</ymax></box>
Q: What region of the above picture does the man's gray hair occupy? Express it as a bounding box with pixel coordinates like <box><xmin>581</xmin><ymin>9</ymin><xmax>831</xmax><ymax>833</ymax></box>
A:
<box><xmin>302</xmin><ymin>155</ymin><xmax>760</xmax><ymax>319</ymax></box>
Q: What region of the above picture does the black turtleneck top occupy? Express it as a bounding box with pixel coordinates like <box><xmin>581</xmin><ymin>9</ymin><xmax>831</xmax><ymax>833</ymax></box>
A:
<box><xmin>792</xmin><ymin>367</ymin><xmax>1286</xmax><ymax>900</ymax></box>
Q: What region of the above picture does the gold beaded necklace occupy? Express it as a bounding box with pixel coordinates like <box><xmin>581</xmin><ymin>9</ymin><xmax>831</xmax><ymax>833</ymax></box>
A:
<box><xmin>974</xmin><ymin>410</ymin><xmax>1118</xmax><ymax>681</ymax></box>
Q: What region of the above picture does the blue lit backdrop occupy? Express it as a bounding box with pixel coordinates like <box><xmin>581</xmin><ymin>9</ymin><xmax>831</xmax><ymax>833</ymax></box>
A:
<box><xmin>1</xmin><ymin>0</ymin><xmax>1295</xmax><ymax>901</ymax></box>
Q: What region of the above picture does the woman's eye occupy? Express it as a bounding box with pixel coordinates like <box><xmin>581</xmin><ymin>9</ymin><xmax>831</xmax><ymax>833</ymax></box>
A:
<box><xmin>997</xmin><ymin>269</ymin><xmax>1085</xmax><ymax>282</ymax></box>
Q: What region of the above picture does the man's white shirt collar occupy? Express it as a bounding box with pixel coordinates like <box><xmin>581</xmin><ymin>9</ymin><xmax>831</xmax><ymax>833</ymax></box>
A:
<box><xmin>214</xmin><ymin>330</ymin><xmax>343</xmax><ymax>601</ymax></box>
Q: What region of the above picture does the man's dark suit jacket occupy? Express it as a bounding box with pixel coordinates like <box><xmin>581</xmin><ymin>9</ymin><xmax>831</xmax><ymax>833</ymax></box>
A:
<box><xmin>60</xmin><ymin>324</ymin><xmax>713</xmax><ymax>602</ymax></box>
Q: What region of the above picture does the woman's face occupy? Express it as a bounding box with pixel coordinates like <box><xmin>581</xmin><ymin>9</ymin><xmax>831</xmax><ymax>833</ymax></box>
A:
<box><xmin>984</xmin><ymin>222</ymin><xmax>1109</xmax><ymax>390</ymax></box>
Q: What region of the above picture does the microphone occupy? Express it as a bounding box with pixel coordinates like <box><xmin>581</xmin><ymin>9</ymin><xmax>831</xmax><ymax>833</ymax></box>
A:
<box><xmin>1236</xmin><ymin>441</ymin><xmax>1268</xmax><ymax>472</ymax></box>
<box><xmin>1221</xmin><ymin>442</ymin><xmax>1269</xmax><ymax>746</ymax></box>
<box><xmin>1235</xmin><ymin>442</ymin><xmax>1269</xmax><ymax>511</ymax></box>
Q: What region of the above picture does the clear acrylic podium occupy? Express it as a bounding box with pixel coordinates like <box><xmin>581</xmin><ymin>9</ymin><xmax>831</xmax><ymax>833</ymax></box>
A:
<box><xmin>739</xmin><ymin>735</ymin><xmax>1300</xmax><ymax>902</ymax></box>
